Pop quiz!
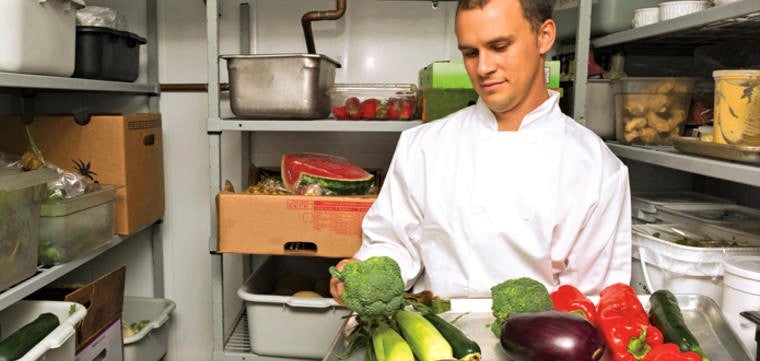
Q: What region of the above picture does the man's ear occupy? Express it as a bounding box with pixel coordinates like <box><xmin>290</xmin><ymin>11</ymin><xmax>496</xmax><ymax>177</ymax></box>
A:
<box><xmin>537</xmin><ymin>19</ymin><xmax>556</xmax><ymax>55</ymax></box>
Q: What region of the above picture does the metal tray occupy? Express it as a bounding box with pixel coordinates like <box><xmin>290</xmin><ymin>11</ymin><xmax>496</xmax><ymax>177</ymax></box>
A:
<box><xmin>323</xmin><ymin>295</ymin><xmax>753</xmax><ymax>361</ymax></box>
<box><xmin>673</xmin><ymin>137</ymin><xmax>760</xmax><ymax>165</ymax></box>
<box><xmin>655</xmin><ymin>203</ymin><xmax>760</xmax><ymax>229</ymax></box>
<box><xmin>221</xmin><ymin>53</ymin><xmax>341</xmax><ymax>119</ymax></box>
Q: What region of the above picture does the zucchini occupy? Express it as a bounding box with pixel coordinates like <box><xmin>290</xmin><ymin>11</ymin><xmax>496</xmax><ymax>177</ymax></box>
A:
<box><xmin>0</xmin><ymin>312</ymin><xmax>60</xmax><ymax>361</ymax></box>
<box><xmin>423</xmin><ymin>313</ymin><xmax>481</xmax><ymax>361</ymax></box>
<box><xmin>648</xmin><ymin>290</ymin><xmax>710</xmax><ymax>361</ymax></box>
<box><xmin>395</xmin><ymin>309</ymin><xmax>453</xmax><ymax>361</ymax></box>
<box><xmin>372</xmin><ymin>322</ymin><xmax>414</xmax><ymax>361</ymax></box>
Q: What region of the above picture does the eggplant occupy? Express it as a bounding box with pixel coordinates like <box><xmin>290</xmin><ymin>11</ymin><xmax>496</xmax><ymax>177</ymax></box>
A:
<box><xmin>499</xmin><ymin>311</ymin><xmax>606</xmax><ymax>361</ymax></box>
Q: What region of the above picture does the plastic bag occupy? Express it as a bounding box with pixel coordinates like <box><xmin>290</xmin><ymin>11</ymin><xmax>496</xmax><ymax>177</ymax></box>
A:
<box><xmin>77</xmin><ymin>6</ymin><xmax>128</xmax><ymax>30</ymax></box>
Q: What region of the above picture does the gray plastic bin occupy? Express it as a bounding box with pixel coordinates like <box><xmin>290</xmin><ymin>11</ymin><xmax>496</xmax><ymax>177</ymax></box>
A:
<box><xmin>237</xmin><ymin>256</ymin><xmax>349</xmax><ymax>359</ymax></box>
<box><xmin>122</xmin><ymin>297</ymin><xmax>175</xmax><ymax>361</ymax></box>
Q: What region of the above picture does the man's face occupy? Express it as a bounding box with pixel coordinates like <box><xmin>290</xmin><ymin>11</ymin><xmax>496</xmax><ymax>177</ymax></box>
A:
<box><xmin>455</xmin><ymin>0</ymin><xmax>548</xmax><ymax>115</ymax></box>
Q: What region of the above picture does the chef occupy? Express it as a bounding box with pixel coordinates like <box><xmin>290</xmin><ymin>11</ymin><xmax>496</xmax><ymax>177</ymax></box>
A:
<box><xmin>331</xmin><ymin>0</ymin><xmax>631</xmax><ymax>300</ymax></box>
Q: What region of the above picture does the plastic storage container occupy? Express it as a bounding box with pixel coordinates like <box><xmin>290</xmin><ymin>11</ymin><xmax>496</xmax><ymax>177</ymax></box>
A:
<box><xmin>122</xmin><ymin>297</ymin><xmax>176</xmax><ymax>361</ymax></box>
<box><xmin>631</xmin><ymin>190</ymin><xmax>735</xmax><ymax>223</ymax></box>
<box><xmin>553</xmin><ymin>0</ymin><xmax>665</xmax><ymax>42</ymax></box>
<box><xmin>328</xmin><ymin>83</ymin><xmax>419</xmax><ymax>120</ymax></box>
<box><xmin>722</xmin><ymin>255</ymin><xmax>760</xmax><ymax>360</ymax></box>
<box><xmin>0</xmin><ymin>168</ymin><xmax>57</xmax><ymax>291</ymax></box>
<box><xmin>712</xmin><ymin>70</ymin><xmax>760</xmax><ymax>146</ymax></box>
<box><xmin>0</xmin><ymin>0</ymin><xmax>85</xmax><ymax>76</ymax></box>
<box><xmin>237</xmin><ymin>256</ymin><xmax>349</xmax><ymax>359</ymax></box>
<box><xmin>658</xmin><ymin>1</ymin><xmax>710</xmax><ymax>21</ymax></box>
<box><xmin>655</xmin><ymin>203</ymin><xmax>760</xmax><ymax>230</ymax></box>
<box><xmin>614</xmin><ymin>77</ymin><xmax>697</xmax><ymax>145</ymax></box>
<box><xmin>630</xmin><ymin>223</ymin><xmax>760</xmax><ymax>305</ymax></box>
<box><xmin>38</xmin><ymin>185</ymin><xmax>119</xmax><ymax>266</ymax></box>
<box><xmin>222</xmin><ymin>54</ymin><xmax>340</xmax><ymax>119</ymax></box>
<box><xmin>632</xmin><ymin>7</ymin><xmax>660</xmax><ymax>28</ymax></box>
<box><xmin>73</xmin><ymin>26</ymin><xmax>147</xmax><ymax>82</ymax></box>
<box><xmin>0</xmin><ymin>300</ymin><xmax>87</xmax><ymax>361</ymax></box>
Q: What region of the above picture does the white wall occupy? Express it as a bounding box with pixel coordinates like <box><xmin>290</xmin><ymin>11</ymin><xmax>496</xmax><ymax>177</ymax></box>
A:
<box><xmin>156</xmin><ymin>1</ymin><xmax>463</xmax><ymax>360</ymax></box>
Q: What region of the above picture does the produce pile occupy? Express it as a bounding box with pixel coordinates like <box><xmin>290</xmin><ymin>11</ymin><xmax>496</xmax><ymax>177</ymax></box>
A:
<box><xmin>332</xmin><ymin>96</ymin><xmax>416</xmax><ymax>121</ymax></box>
<box><xmin>330</xmin><ymin>256</ymin><xmax>481</xmax><ymax>361</ymax></box>
<box><xmin>619</xmin><ymin>78</ymin><xmax>691</xmax><ymax>145</ymax></box>
<box><xmin>245</xmin><ymin>153</ymin><xmax>377</xmax><ymax>196</ymax></box>
<box><xmin>331</xmin><ymin>257</ymin><xmax>713</xmax><ymax>361</ymax></box>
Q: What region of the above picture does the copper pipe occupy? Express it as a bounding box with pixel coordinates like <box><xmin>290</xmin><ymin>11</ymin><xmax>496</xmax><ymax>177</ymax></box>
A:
<box><xmin>301</xmin><ymin>0</ymin><xmax>346</xmax><ymax>54</ymax></box>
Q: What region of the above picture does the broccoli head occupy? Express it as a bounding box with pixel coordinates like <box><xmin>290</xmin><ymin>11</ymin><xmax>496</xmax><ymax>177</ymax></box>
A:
<box><xmin>489</xmin><ymin>277</ymin><xmax>554</xmax><ymax>337</ymax></box>
<box><xmin>329</xmin><ymin>256</ymin><xmax>405</xmax><ymax>320</ymax></box>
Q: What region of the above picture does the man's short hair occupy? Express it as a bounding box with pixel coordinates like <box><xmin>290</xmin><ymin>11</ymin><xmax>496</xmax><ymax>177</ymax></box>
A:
<box><xmin>457</xmin><ymin>0</ymin><xmax>554</xmax><ymax>32</ymax></box>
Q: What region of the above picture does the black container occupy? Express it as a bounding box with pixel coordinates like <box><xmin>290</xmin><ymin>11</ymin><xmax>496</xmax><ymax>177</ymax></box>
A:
<box><xmin>73</xmin><ymin>26</ymin><xmax>146</xmax><ymax>82</ymax></box>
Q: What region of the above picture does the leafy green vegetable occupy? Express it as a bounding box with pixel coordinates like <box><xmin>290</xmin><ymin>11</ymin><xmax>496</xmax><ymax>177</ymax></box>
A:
<box><xmin>489</xmin><ymin>277</ymin><xmax>554</xmax><ymax>337</ymax></box>
<box><xmin>328</xmin><ymin>256</ymin><xmax>405</xmax><ymax>321</ymax></box>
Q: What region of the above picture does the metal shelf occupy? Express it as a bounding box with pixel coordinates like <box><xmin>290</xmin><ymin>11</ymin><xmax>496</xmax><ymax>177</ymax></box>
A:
<box><xmin>606</xmin><ymin>141</ymin><xmax>760</xmax><ymax>187</ymax></box>
<box><xmin>592</xmin><ymin>0</ymin><xmax>760</xmax><ymax>50</ymax></box>
<box><xmin>0</xmin><ymin>72</ymin><xmax>159</xmax><ymax>94</ymax></box>
<box><xmin>211</xmin><ymin>118</ymin><xmax>423</xmax><ymax>132</ymax></box>
<box><xmin>0</xmin><ymin>233</ymin><xmax>135</xmax><ymax>311</ymax></box>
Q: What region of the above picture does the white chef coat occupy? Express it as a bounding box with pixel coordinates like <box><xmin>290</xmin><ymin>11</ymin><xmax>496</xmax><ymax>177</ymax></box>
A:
<box><xmin>354</xmin><ymin>90</ymin><xmax>632</xmax><ymax>298</ymax></box>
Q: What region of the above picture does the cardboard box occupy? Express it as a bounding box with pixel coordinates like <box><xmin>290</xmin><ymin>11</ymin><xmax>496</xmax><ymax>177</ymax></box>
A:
<box><xmin>0</xmin><ymin>113</ymin><xmax>165</xmax><ymax>235</ymax></box>
<box><xmin>545</xmin><ymin>60</ymin><xmax>560</xmax><ymax>89</ymax></box>
<box><xmin>75</xmin><ymin>318</ymin><xmax>124</xmax><ymax>361</ymax></box>
<box><xmin>421</xmin><ymin>88</ymin><xmax>479</xmax><ymax>122</ymax></box>
<box><xmin>217</xmin><ymin>192</ymin><xmax>375</xmax><ymax>257</ymax></box>
<box><xmin>419</xmin><ymin>61</ymin><xmax>473</xmax><ymax>89</ymax></box>
<box><xmin>28</xmin><ymin>266</ymin><xmax>126</xmax><ymax>354</ymax></box>
<box><xmin>420</xmin><ymin>60</ymin><xmax>561</xmax><ymax>89</ymax></box>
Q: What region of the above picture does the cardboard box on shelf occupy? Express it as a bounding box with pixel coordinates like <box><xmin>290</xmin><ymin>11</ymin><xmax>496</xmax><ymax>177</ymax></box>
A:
<box><xmin>419</xmin><ymin>60</ymin><xmax>561</xmax><ymax>89</ymax></box>
<box><xmin>216</xmin><ymin>192</ymin><xmax>375</xmax><ymax>258</ymax></box>
<box><xmin>28</xmin><ymin>266</ymin><xmax>126</xmax><ymax>357</ymax></box>
<box><xmin>0</xmin><ymin>113</ymin><xmax>165</xmax><ymax>235</ymax></box>
<box><xmin>75</xmin><ymin>318</ymin><xmax>124</xmax><ymax>361</ymax></box>
<box><xmin>419</xmin><ymin>61</ymin><xmax>473</xmax><ymax>89</ymax></box>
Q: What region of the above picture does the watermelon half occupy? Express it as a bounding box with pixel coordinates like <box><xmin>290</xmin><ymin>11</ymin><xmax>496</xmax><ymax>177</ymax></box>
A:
<box><xmin>281</xmin><ymin>153</ymin><xmax>375</xmax><ymax>196</ymax></box>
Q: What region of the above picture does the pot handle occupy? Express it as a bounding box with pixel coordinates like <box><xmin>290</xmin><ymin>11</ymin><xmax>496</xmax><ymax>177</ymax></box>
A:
<box><xmin>637</xmin><ymin>247</ymin><xmax>656</xmax><ymax>294</ymax></box>
<box><xmin>740</xmin><ymin>311</ymin><xmax>760</xmax><ymax>361</ymax></box>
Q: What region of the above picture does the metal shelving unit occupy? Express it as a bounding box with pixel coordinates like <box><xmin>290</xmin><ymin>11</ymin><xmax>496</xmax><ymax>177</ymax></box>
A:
<box><xmin>205</xmin><ymin>0</ymin><xmax>423</xmax><ymax>359</ymax></box>
<box><xmin>0</xmin><ymin>0</ymin><xmax>164</xmax><ymax>315</ymax></box>
<box><xmin>568</xmin><ymin>0</ymin><xmax>760</xmax><ymax>184</ymax></box>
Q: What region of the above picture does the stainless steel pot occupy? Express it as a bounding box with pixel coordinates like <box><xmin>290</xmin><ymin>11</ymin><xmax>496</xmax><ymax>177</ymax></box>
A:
<box><xmin>222</xmin><ymin>53</ymin><xmax>341</xmax><ymax>119</ymax></box>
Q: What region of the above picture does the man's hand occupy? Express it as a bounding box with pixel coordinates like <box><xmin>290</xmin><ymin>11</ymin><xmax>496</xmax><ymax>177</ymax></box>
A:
<box><xmin>329</xmin><ymin>258</ymin><xmax>359</xmax><ymax>305</ymax></box>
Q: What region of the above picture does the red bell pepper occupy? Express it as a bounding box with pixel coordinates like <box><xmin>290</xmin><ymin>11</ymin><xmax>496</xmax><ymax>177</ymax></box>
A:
<box><xmin>644</xmin><ymin>343</ymin><xmax>702</xmax><ymax>361</ymax></box>
<box><xmin>596</xmin><ymin>283</ymin><xmax>664</xmax><ymax>360</ymax></box>
<box><xmin>550</xmin><ymin>284</ymin><xmax>598</xmax><ymax>324</ymax></box>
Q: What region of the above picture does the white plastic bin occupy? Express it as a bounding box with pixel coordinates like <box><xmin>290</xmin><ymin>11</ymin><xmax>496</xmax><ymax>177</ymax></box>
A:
<box><xmin>0</xmin><ymin>300</ymin><xmax>87</xmax><ymax>361</ymax></box>
<box><xmin>237</xmin><ymin>256</ymin><xmax>349</xmax><ymax>359</ymax></box>
<box><xmin>631</xmin><ymin>223</ymin><xmax>760</xmax><ymax>306</ymax></box>
<box><xmin>722</xmin><ymin>255</ymin><xmax>760</xmax><ymax>360</ymax></box>
<box><xmin>0</xmin><ymin>0</ymin><xmax>85</xmax><ymax>76</ymax></box>
<box><xmin>122</xmin><ymin>297</ymin><xmax>175</xmax><ymax>361</ymax></box>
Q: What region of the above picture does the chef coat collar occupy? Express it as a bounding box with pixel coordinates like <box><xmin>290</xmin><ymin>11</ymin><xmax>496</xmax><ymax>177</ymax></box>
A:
<box><xmin>475</xmin><ymin>89</ymin><xmax>562</xmax><ymax>131</ymax></box>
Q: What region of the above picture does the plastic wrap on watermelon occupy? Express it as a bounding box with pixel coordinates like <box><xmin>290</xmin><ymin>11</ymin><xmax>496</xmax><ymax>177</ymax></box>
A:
<box><xmin>281</xmin><ymin>153</ymin><xmax>376</xmax><ymax>196</ymax></box>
